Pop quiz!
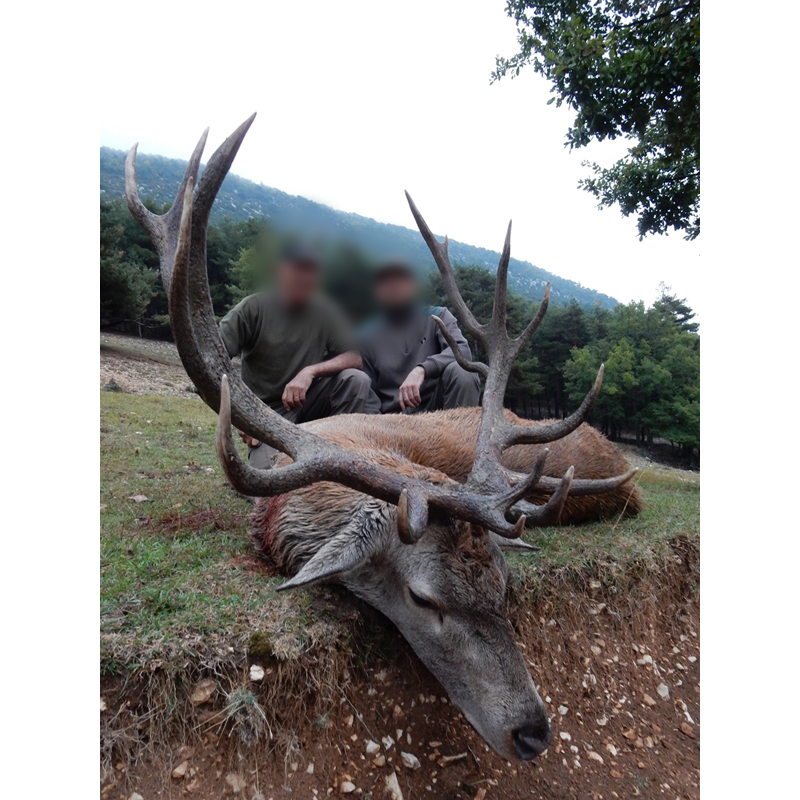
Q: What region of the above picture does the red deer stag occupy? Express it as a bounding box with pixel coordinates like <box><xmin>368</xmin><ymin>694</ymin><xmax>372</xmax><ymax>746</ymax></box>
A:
<box><xmin>125</xmin><ymin>114</ymin><xmax>641</xmax><ymax>762</ymax></box>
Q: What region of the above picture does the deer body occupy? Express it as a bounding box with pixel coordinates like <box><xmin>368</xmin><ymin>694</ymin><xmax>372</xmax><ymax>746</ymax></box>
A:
<box><xmin>125</xmin><ymin>114</ymin><xmax>642</xmax><ymax>763</ymax></box>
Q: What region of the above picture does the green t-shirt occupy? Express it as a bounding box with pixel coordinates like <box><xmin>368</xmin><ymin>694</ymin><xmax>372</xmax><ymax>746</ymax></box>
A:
<box><xmin>219</xmin><ymin>291</ymin><xmax>356</xmax><ymax>405</ymax></box>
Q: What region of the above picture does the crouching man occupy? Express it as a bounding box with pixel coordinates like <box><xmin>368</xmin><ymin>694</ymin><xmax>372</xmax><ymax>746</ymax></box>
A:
<box><xmin>359</xmin><ymin>259</ymin><xmax>481</xmax><ymax>414</ymax></box>
<box><xmin>220</xmin><ymin>244</ymin><xmax>374</xmax><ymax>468</ymax></box>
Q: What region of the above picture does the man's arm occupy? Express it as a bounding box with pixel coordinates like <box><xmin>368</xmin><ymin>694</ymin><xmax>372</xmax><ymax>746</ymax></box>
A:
<box><xmin>218</xmin><ymin>296</ymin><xmax>257</xmax><ymax>358</ymax></box>
<box><xmin>398</xmin><ymin>309</ymin><xmax>471</xmax><ymax>410</ymax></box>
<box><xmin>418</xmin><ymin>308</ymin><xmax>471</xmax><ymax>379</ymax></box>
<box><xmin>282</xmin><ymin>351</ymin><xmax>362</xmax><ymax>410</ymax></box>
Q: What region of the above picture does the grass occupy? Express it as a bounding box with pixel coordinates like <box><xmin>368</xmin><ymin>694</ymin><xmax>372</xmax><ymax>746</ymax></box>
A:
<box><xmin>100</xmin><ymin>391</ymin><xmax>699</xmax><ymax>669</ymax></box>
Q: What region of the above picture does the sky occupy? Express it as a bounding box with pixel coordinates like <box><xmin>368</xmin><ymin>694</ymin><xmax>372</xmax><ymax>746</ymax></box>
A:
<box><xmin>99</xmin><ymin>0</ymin><xmax>701</xmax><ymax>319</ymax></box>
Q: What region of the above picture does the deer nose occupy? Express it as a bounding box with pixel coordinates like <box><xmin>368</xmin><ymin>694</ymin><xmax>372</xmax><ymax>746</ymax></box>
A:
<box><xmin>512</xmin><ymin>719</ymin><xmax>552</xmax><ymax>760</ymax></box>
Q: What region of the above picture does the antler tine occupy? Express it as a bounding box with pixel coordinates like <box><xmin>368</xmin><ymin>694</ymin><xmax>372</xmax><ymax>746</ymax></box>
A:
<box><xmin>125</xmin><ymin>127</ymin><xmax>208</xmax><ymax>293</ymax></box>
<box><xmin>491</xmin><ymin>221</ymin><xmax>513</xmax><ymax>333</ymax></box>
<box><xmin>431</xmin><ymin>315</ymin><xmax>489</xmax><ymax>377</ymax></box>
<box><xmin>404</xmin><ymin>192</ymin><xmax>485</xmax><ymax>340</ymax></box>
<box><xmin>511</xmin><ymin>282</ymin><xmax>550</xmax><ymax>357</ymax></box>
<box><xmin>503</xmin><ymin>365</ymin><xmax>604</xmax><ymax>447</ymax></box>
<box><xmin>530</xmin><ymin>468</ymin><xmax>637</xmax><ymax>497</ymax></box>
<box><xmin>512</xmin><ymin>466</ymin><xmax>574</xmax><ymax>526</ymax></box>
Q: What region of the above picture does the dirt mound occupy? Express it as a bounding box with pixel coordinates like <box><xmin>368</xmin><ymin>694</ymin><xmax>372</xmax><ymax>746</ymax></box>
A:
<box><xmin>101</xmin><ymin>544</ymin><xmax>699</xmax><ymax>800</ymax></box>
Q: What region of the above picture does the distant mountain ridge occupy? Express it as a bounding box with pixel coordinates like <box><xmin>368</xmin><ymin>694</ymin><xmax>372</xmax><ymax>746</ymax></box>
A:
<box><xmin>100</xmin><ymin>147</ymin><xmax>617</xmax><ymax>310</ymax></box>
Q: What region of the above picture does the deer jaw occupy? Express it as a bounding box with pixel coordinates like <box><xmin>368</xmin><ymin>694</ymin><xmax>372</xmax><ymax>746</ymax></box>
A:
<box><xmin>278</xmin><ymin>503</ymin><xmax>551</xmax><ymax>762</ymax></box>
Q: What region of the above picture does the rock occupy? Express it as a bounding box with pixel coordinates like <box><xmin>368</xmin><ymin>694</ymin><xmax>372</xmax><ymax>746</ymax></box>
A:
<box><xmin>393</xmin><ymin>704</ymin><xmax>405</xmax><ymax>720</ymax></box>
<box><xmin>366</xmin><ymin>740</ymin><xmax>381</xmax><ymax>755</ymax></box>
<box><xmin>559</xmin><ymin>731</ymin><xmax>572</xmax><ymax>741</ymax></box>
<box><xmin>642</xmin><ymin>694</ymin><xmax>656</xmax><ymax>707</ymax></box>
<box><xmin>596</xmin><ymin>715</ymin><xmax>608</xmax><ymax>727</ymax></box>
<box><xmin>635</xmin><ymin>737</ymin><xmax>645</xmax><ymax>749</ymax></box>
<box><xmin>172</xmin><ymin>761</ymin><xmax>189</xmax><ymax>780</ymax></box>
<box><xmin>307</xmin><ymin>763</ymin><xmax>315</xmax><ymax>774</ymax></box>
<box><xmin>680</xmin><ymin>722</ymin><xmax>696</xmax><ymax>739</ymax></box>
<box><xmin>290</xmin><ymin>762</ymin><xmax>298</xmax><ymax>771</ymax></box>
<box><xmin>346</xmin><ymin>714</ymin><xmax>354</xmax><ymax>727</ymax></box>
<box><xmin>644</xmin><ymin>737</ymin><xmax>654</xmax><ymax>748</ymax></box>
<box><xmin>588</xmin><ymin>751</ymin><xmax>604</xmax><ymax>764</ymax></box>
<box><xmin>190</xmin><ymin>679</ymin><xmax>217</xmax><ymax>706</ymax></box>
<box><xmin>373</xmin><ymin>754</ymin><xmax>386</xmax><ymax>767</ymax></box>
<box><xmin>591</xmin><ymin>646</ymin><xmax>602</xmax><ymax>656</ymax></box>
<box><xmin>128</xmin><ymin>795</ymin><xmax>144</xmax><ymax>800</ymax></box>
<box><xmin>401</xmin><ymin>752</ymin><xmax>421</xmax><ymax>770</ymax></box>
<box><xmin>688</xmin><ymin>655</ymin><xmax>697</xmax><ymax>663</ymax></box>
<box><xmin>382</xmin><ymin>735</ymin><xmax>395</xmax><ymax>750</ymax></box>
<box><xmin>177</xmin><ymin>746</ymin><xmax>194</xmax><ymax>760</ymax></box>
<box><xmin>622</xmin><ymin>729</ymin><xmax>636</xmax><ymax>741</ymax></box>
<box><xmin>385</xmin><ymin>772</ymin><xmax>404</xmax><ymax>800</ymax></box>
<box><xmin>340</xmin><ymin>781</ymin><xmax>356</xmax><ymax>794</ymax></box>
<box><xmin>657</xmin><ymin>683</ymin><xmax>669</xmax><ymax>700</ymax></box>
<box><xmin>475</xmin><ymin>790</ymin><xmax>487</xmax><ymax>800</ymax></box>
<box><xmin>100</xmin><ymin>697</ymin><xmax>107</xmax><ymax>712</ymax></box>
<box><xmin>610</xmin><ymin>769</ymin><xmax>623</xmax><ymax>779</ymax></box>
<box><xmin>558</xmin><ymin>705</ymin><xmax>568</xmax><ymax>716</ymax></box>
<box><xmin>638</xmin><ymin>761</ymin><xmax>646</xmax><ymax>769</ymax></box>
<box><xmin>606</xmin><ymin>744</ymin><xmax>617</xmax><ymax>757</ymax></box>
<box><xmin>396</xmin><ymin>729</ymin><xmax>403</xmax><ymax>741</ymax></box>
<box><xmin>428</xmin><ymin>741</ymin><xmax>442</xmax><ymax>748</ymax></box>
<box><xmin>128</xmin><ymin>495</ymin><xmax>149</xmax><ymax>503</ymax></box>
<box><xmin>636</xmin><ymin>654</ymin><xmax>653</xmax><ymax>665</ymax></box>
<box><xmin>249</xmin><ymin>664</ymin><xmax>265</xmax><ymax>681</ymax></box>
<box><xmin>224</xmin><ymin>773</ymin><xmax>246</xmax><ymax>794</ymax></box>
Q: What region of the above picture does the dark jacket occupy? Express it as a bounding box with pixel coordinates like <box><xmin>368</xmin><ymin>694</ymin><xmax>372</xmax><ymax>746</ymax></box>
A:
<box><xmin>358</xmin><ymin>306</ymin><xmax>472</xmax><ymax>414</ymax></box>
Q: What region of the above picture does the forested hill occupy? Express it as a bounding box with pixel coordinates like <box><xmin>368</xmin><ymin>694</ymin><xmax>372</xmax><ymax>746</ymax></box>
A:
<box><xmin>100</xmin><ymin>147</ymin><xmax>617</xmax><ymax>310</ymax></box>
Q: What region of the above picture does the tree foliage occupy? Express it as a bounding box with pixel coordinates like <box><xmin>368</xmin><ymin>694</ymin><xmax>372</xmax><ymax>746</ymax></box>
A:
<box><xmin>427</xmin><ymin>264</ymin><xmax>699</xmax><ymax>454</ymax></box>
<box><xmin>493</xmin><ymin>0</ymin><xmax>700</xmax><ymax>240</ymax></box>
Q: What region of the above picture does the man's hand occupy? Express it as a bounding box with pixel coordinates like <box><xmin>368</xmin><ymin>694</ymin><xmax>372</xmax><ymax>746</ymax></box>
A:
<box><xmin>282</xmin><ymin>366</ymin><xmax>316</xmax><ymax>410</ymax></box>
<box><xmin>399</xmin><ymin>365</ymin><xmax>426</xmax><ymax>411</ymax></box>
<box><xmin>238</xmin><ymin>430</ymin><xmax>260</xmax><ymax>447</ymax></box>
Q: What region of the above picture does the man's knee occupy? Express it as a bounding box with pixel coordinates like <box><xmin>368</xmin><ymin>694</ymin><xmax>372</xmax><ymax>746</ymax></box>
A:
<box><xmin>248</xmin><ymin>441</ymin><xmax>276</xmax><ymax>470</ymax></box>
<box><xmin>337</xmin><ymin>368</ymin><xmax>371</xmax><ymax>394</ymax></box>
<box><xmin>441</xmin><ymin>361</ymin><xmax>481</xmax><ymax>408</ymax></box>
<box><xmin>443</xmin><ymin>361</ymin><xmax>481</xmax><ymax>389</ymax></box>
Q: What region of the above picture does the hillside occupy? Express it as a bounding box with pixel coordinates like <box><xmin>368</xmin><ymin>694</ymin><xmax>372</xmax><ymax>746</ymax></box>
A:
<box><xmin>100</xmin><ymin>147</ymin><xmax>617</xmax><ymax>310</ymax></box>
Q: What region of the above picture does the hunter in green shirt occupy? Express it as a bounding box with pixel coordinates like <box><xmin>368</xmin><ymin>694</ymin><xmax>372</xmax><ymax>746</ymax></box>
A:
<box><xmin>218</xmin><ymin>246</ymin><xmax>376</xmax><ymax>468</ymax></box>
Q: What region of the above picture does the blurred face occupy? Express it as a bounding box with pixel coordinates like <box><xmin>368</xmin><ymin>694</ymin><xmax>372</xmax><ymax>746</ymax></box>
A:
<box><xmin>375</xmin><ymin>270</ymin><xmax>419</xmax><ymax>309</ymax></box>
<box><xmin>277</xmin><ymin>259</ymin><xmax>320</xmax><ymax>308</ymax></box>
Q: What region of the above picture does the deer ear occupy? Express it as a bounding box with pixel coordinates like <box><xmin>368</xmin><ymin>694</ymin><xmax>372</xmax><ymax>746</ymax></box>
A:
<box><xmin>277</xmin><ymin>502</ymin><xmax>390</xmax><ymax>592</ymax></box>
<box><xmin>490</xmin><ymin>532</ymin><xmax>540</xmax><ymax>555</ymax></box>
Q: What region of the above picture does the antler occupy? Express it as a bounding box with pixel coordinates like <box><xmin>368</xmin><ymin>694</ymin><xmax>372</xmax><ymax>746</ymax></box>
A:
<box><xmin>125</xmin><ymin>115</ymin><xmax>574</xmax><ymax>540</ymax></box>
<box><xmin>405</xmin><ymin>192</ymin><xmax>617</xmax><ymax>525</ymax></box>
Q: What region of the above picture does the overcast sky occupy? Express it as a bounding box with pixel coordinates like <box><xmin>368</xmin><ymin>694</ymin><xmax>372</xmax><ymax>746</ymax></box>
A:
<box><xmin>99</xmin><ymin>0</ymin><xmax>700</xmax><ymax>319</ymax></box>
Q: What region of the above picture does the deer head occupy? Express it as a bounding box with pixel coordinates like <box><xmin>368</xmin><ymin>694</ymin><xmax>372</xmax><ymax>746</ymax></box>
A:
<box><xmin>125</xmin><ymin>114</ymin><xmax>632</xmax><ymax>761</ymax></box>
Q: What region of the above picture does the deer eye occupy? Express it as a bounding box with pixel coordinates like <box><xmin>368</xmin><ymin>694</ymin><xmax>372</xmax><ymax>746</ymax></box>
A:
<box><xmin>408</xmin><ymin>587</ymin><xmax>438</xmax><ymax>611</ymax></box>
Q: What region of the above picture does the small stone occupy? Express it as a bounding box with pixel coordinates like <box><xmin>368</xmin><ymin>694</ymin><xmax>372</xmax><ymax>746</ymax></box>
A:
<box><xmin>610</xmin><ymin>769</ymin><xmax>623</xmax><ymax>779</ymax></box>
<box><xmin>382</xmin><ymin>736</ymin><xmax>395</xmax><ymax>750</ymax></box>
<box><xmin>638</xmin><ymin>761</ymin><xmax>646</xmax><ymax>769</ymax></box>
<box><xmin>591</xmin><ymin>646</ymin><xmax>602</xmax><ymax>656</ymax></box>
<box><xmin>588</xmin><ymin>751</ymin><xmax>604</xmax><ymax>764</ymax></box>
<box><xmin>373</xmin><ymin>754</ymin><xmax>386</xmax><ymax>767</ymax></box>
<box><xmin>635</xmin><ymin>738</ymin><xmax>644</xmax><ymax>749</ymax></box>
<box><xmin>688</xmin><ymin>656</ymin><xmax>697</xmax><ymax>663</ymax></box>
<box><xmin>657</xmin><ymin>683</ymin><xmax>669</xmax><ymax>700</ymax></box>
<box><xmin>606</xmin><ymin>744</ymin><xmax>617</xmax><ymax>757</ymax></box>
<box><xmin>172</xmin><ymin>761</ymin><xmax>189</xmax><ymax>779</ymax></box>
<box><xmin>339</xmin><ymin>780</ymin><xmax>356</xmax><ymax>793</ymax></box>
<box><xmin>346</xmin><ymin>714</ymin><xmax>354</xmax><ymax>727</ymax></box>
<box><xmin>396</xmin><ymin>729</ymin><xmax>403</xmax><ymax>741</ymax></box>
<box><xmin>644</xmin><ymin>737</ymin><xmax>654</xmax><ymax>748</ymax></box>
<box><xmin>401</xmin><ymin>752</ymin><xmax>421</xmax><ymax>770</ymax></box>
<box><xmin>307</xmin><ymin>763</ymin><xmax>315</xmax><ymax>774</ymax></box>
<box><xmin>393</xmin><ymin>704</ymin><xmax>405</xmax><ymax>720</ymax></box>
<box><xmin>596</xmin><ymin>715</ymin><xmax>608</xmax><ymax>727</ymax></box>
<box><xmin>249</xmin><ymin>665</ymin><xmax>265</xmax><ymax>681</ymax></box>
<box><xmin>642</xmin><ymin>694</ymin><xmax>656</xmax><ymax>707</ymax></box>
<box><xmin>190</xmin><ymin>679</ymin><xmax>217</xmax><ymax>706</ymax></box>
<box><xmin>680</xmin><ymin>722</ymin><xmax>696</xmax><ymax>739</ymax></box>
<box><xmin>558</xmin><ymin>705</ymin><xmax>568</xmax><ymax>716</ymax></box>
<box><xmin>128</xmin><ymin>795</ymin><xmax>144</xmax><ymax>800</ymax></box>
<box><xmin>366</xmin><ymin>740</ymin><xmax>381</xmax><ymax>755</ymax></box>
<box><xmin>559</xmin><ymin>731</ymin><xmax>572</xmax><ymax>741</ymax></box>
<box><xmin>290</xmin><ymin>762</ymin><xmax>299</xmax><ymax>771</ymax></box>
<box><xmin>224</xmin><ymin>773</ymin><xmax>246</xmax><ymax>794</ymax></box>
<box><xmin>622</xmin><ymin>729</ymin><xmax>636</xmax><ymax>741</ymax></box>
<box><xmin>100</xmin><ymin>697</ymin><xmax>107</xmax><ymax>712</ymax></box>
<box><xmin>428</xmin><ymin>741</ymin><xmax>442</xmax><ymax>748</ymax></box>
<box><xmin>385</xmin><ymin>772</ymin><xmax>404</xmax><ymax>800</ymax></box>
<box><xmin>474</xmin><ymin>790</ymin><xmax>487</xmax><ymax>800</ymax></box>
<box><xmin>570</xmin><ymin>745</ymin><xmax>579</xmax><ymax>754</ymax></box>
<box><xmin>128</xmin><ymin>494</ymin><xmax>149</xmax><ymax>503</ymax></box>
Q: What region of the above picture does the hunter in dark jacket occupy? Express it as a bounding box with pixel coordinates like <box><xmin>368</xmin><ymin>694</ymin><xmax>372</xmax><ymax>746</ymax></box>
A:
<box><xmin>359</xmin><ymin>260</ymin><xmax>481</xmax><ymax>414</ymax></box>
